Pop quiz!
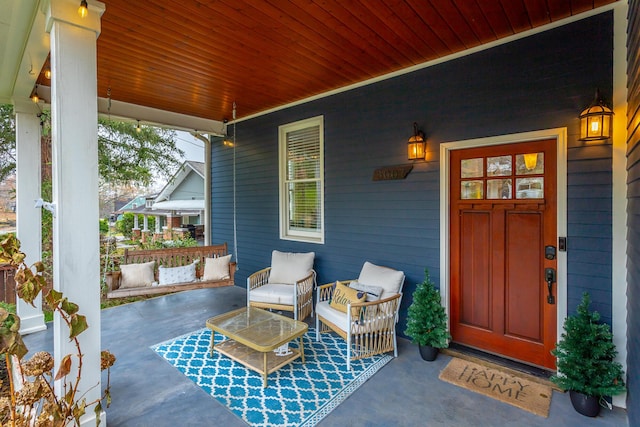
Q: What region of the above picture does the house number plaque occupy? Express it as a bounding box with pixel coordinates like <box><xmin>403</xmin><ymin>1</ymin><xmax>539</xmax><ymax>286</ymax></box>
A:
<box><xmin>372</xmin><ymin>165</ymin><xmax>413</xmax><ymax>181</ymax></box>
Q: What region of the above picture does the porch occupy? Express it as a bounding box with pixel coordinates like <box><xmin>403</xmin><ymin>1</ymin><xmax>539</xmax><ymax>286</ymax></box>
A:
<box><xmin>22</xmin><ymin>287</ymin><xmax>627</xmax><ymax>426</ymax></box>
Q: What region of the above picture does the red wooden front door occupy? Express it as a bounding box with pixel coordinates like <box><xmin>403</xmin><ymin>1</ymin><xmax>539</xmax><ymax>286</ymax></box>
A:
<box><xmin>450</xmin><ymin>139</ymin><xmax>557</xmax><ymax>369</ymax></box>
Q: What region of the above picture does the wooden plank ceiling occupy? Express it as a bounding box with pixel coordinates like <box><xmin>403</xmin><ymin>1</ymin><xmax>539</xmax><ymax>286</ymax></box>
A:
<box><xmin>40</xmin><ymin>0</ymin><xmax>618</xmax><ymax>122</ymax></box>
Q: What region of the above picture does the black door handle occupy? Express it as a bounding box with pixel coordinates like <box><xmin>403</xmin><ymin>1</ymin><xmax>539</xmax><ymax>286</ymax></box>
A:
<box><xmin>545</xmin><ymin>268</ymin><xmax>555</xmax><ymax>305</ymax></box>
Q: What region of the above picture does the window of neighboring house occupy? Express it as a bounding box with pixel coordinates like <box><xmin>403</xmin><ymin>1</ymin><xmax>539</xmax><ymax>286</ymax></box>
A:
<box><xmin>279</xmin><ymin>116</ymin><xmax>324</xmax><ymax>243</ymax></box>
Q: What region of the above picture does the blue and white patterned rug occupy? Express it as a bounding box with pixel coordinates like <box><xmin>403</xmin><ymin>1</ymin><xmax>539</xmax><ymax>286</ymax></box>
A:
<box><xmin>151</xmin><ymin>327</ymin><xmax>392</xmax><ymax>427</ymax></box>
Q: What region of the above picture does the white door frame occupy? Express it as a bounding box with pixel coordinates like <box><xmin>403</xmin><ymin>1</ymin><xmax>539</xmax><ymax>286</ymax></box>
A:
<box><xmin>439</xmin><ymin>128</ymin><xmax>568</xmax><ymax>347</ymax></box>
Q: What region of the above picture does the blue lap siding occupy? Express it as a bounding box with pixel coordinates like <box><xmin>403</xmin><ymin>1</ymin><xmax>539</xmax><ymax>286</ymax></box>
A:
<box><xmin>210</xmin><ymin>12</ymin><xmax>614</xmax><ymax>333</ymax></box>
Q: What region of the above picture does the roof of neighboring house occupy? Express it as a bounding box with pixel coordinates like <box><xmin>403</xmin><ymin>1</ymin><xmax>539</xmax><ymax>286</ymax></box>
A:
<box><xmin>154</xmin><ymin>161</ymin><xmax>205</xmax><ymax>204</ymax></box>
<box><xmin>116</xmin><ymin>161</ymin><xmax>205</xmax><ymax>216</ymax></box>
<box><xmin>116</xmin><ymin>194</ymin><xmax>157</xmax><ymax>214</ymax></box>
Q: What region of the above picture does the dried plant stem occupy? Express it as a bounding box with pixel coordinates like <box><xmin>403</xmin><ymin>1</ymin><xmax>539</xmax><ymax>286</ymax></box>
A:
<box><xmin>6</xmin><ymin>353</ymin><xmax>16</xmax><ymax>426</ymax></box>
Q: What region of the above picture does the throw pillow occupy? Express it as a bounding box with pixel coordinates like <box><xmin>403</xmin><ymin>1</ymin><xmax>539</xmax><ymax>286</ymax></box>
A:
<box><xmin>330</xmin><ymin>281</ymin><xmax>366</xmax><ymax>317</ymax></box>
<box><xmin>349</xmin><ymin>281</ymin><xmax>384</xmax><ymax>301</ymax></box>
<box><xmin>158</xmin><ymin>260</ymin><xmax>198</xmax><ymax>286</ymax></box>
<box><xmin>203</xmin><ymin>254</ymin><xmax>232</xmax><ymax>281</ymax></box>
<box><xmin>120</xmin><ymin>261</ymin><xmax>155</xmax><ymax>289</ymax></box>
<box><xmin>357</xmin><ymin>261</ymin><xmax>404</xmax><ymax>299</ymax></box>
<box><xmin>267</xmin><ymin>250</ymin><xmax>315</xmax><ymax>284</ymax></box>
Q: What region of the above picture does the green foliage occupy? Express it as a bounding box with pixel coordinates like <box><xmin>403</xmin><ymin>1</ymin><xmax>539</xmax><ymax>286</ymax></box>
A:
<box><xmin>0</xmin><ymin>301</ymin><xmax>15</xmax><ymax>314</ymax></box>
<box><xmin>141</xmin><ymin>235</ymin><xmax>198</xmax><ymax>249</ymax></box>
<box><xmin>99</xmin><ymin>218</ymin><xmax>109</xmax><ymax>234</ymax></box>
<box><xmin>0</xmin><ymin>104</ymin><xmax>16</xmax><ymax>182</ymax></box>
<box><xmin>1</xmin><ymin>108</ymin><xmax>183</xmax><ymax>186</ymax></box>
<box><xmin>404</xmin><ymin>269</ymin><xmax>451</xmax><ymax>348</ymax></box>
<box><xmin>98</xmin><ymin>118</ymin><xmax>183</xmax><ymax>185</ymax></box>
<box><xmin>551</xmin><ymin>292</ymin><xmax>626</xmax><ymax>397</ymax></box>
<box><xmin>116</xmin><ymin>213</ymin><xmax>155</xmax><ymax>238</ymax></box>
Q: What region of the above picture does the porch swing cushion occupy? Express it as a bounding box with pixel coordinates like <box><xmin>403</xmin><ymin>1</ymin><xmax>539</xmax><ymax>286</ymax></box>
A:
<box><xmin>158</xmin><ymin>260</ymin><xmax>199</xmax><ymax>286</ymax></box>
<box><xmin>120</xmin><ymin>261</ymin><xmax>155</xmax><ymax>288</ymax></box>
<box><xmin>203</xmin><ymin>254</ymin><xmax>232</xmax><ymax>280</ymax></box>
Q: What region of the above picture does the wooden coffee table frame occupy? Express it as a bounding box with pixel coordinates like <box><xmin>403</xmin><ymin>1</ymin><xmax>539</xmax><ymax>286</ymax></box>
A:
<box><xmin>206</xmin><ymin>307</ymin><xmax>308</xmax><ymax>387</ymax></box>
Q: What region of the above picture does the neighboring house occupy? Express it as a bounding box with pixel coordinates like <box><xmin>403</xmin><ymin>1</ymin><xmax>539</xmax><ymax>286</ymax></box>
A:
<box><xmin>115</xmin><ymin>194</ymin><xmax>153</xmax><ymax>217</ymax></box>
<box><xmin>210</xmin><ymin>9</ymin><xmax>632</xmax><ymax>397</ymax></box>
<box><xmin>117</xmin><ymin>161</ymin><xmax>205</xmax><ymax>240</ymax></box>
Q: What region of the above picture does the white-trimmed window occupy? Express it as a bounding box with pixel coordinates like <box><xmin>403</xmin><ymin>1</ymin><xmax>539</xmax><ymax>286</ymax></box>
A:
<box><xmin>279</xmin><ymin>116</ymin><xmax>324</xmax><ymax>243</ymax></box>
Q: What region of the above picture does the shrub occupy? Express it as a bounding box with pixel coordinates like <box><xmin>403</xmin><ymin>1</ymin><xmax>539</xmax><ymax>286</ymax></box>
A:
<box><xmin>551</xmin><ymin>292</ymin><xmax>625</xmax><ymax>397</ymax></box>
<box><xmin>404</xmin><ymin>269</ymin><xmax>450</xmax><ymax>348</ymax></box>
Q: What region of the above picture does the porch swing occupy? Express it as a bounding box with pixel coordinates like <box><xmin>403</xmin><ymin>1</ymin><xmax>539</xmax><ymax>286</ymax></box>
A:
<box><xmin>102</xmin><ymin>101</ymin><xmax>239</xmax><ymax>299</ymax></box>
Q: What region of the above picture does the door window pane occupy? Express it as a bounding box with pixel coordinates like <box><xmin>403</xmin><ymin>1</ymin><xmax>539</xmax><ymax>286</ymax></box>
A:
<box><xmin>461</xmin><ymin>180</ymin><xmax>484</xmax><ymax>199</ymax></box>
<box><xmin>487</xmin><ymin>155</ymin><xmax>512</xmax><ymax>177</ymax></box>
<box><xmin>516</xmin><ymin>153</ymin><xmax>544</xmax><ymax>175</ymax></box>
<box><xmin>487</xmin><ymin>179</ymin><xmax>512</xmax><ymax>199</ymax></box>
<box><xmin>461</xmin><ymin>158</ymin><xmax>483</xmax><ymax>178</ymax></box>
<box><xmin>515</xmin><ymin>177</ymin><xmax>544</xmax><ymax>199</ymax></box>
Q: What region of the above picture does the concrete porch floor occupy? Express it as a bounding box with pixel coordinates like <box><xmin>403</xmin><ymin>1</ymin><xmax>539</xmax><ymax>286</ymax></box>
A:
<box><xmin>22</xmin><ymin>286</ymin><xmax>628</xmax><ymax>427</ymax></box>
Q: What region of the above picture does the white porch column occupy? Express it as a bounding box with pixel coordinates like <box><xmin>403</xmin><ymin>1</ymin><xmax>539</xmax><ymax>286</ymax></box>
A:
<box><xmin>46</xmin><ymin>1</ymin><xmax>105</xmax><ymax>425</ymax></box>
<box><xmin>142</xmin><ymin>214</ymin><xmax>148</xmax><ymax>232</ymax></box>
<box><xmin>155</xmin><ymin>216</ymin><xmax>161</xmax><ymax>233</ymax></box>
<box><xmin>14</xmin><ymin>108</ymin><xmax>46</xmax><ymax>334</ymax></box>
<box><xmin>612</xmin><ymin>0</ymin><xmax>628</xmax><ymax>409</ymax></box>
<box><xmin>133</xmin><ymin>213</ymin><xmax>139</xmax><ymax>229</ymax></box>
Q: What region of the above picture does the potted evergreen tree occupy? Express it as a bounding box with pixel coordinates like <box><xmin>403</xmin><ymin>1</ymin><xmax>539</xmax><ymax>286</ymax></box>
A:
<box><xmin>551</xmin><ymin>292</ymin><xmax>625</xmax><ymax>417</ymax></box>
<box><xmin>404</xmin><ymin>269</ymin><xmax>450</xmax><ymax>361</ymax></box>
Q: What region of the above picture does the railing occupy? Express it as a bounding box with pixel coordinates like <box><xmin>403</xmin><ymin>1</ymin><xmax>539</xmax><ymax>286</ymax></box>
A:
<box><xmin>0</xmin><ymin>265</ymin><xmax>17</xmax><ymax>304</ymax></box>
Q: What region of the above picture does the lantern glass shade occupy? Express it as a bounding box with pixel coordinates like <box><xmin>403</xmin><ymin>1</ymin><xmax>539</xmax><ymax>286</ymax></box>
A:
<box><xmin>579</xmin><ymin>98</ymin><xmax>613</xmax><ymax>141</ymax></box>
<box><xmin>407</xmin><ymin>135</ymin><xmax>425</xmax><ymax>160</ymax></box>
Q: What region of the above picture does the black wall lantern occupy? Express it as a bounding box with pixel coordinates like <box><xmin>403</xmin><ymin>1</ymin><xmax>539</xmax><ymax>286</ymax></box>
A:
<box><xmin>407</xmin><ymin>122</ymin><xmax>426</xmax><ymax>160</ymax></box>
<box><xmin>579</xmin><ymin>89</ymin><xmax>613</xmax><ymax>141</ymax></box>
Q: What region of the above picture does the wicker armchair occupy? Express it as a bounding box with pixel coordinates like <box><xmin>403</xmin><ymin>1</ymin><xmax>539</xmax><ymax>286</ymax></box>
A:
<box><xmin>315</xmin><ymin>262</ymin><xmax>405</xmax><ymax>370</ymax></box>
<box><xmin>247</xmin><ymin>251</ymin><xmax>315</xmax><ymax>321</ymax></box>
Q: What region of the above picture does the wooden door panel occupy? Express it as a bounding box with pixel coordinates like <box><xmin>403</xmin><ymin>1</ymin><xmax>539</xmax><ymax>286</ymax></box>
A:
<box><xmin>505</xmin><ymin>211</ymin><xmax>543</xmax><ymax>342</ymax></box>
<box><xmin>460</xmin><ymin>211</ymin><xmax>491</xmax><ymax>329</ymax></box>
<box><xmin>449</xmin><ymin>138</ymin><xmax>557</xmax><ymax>369</ymax></box>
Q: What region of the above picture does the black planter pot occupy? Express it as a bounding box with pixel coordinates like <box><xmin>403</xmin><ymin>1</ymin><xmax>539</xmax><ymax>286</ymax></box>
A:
<box><xmin>569</xmin><ymin>390</ymin><xmax>601</xmax><ymax>417</ymax></box>
<box><xmin>418</xmin><ymin>345</ymin><xmax>439</xmax><ymax>361</ymax></box>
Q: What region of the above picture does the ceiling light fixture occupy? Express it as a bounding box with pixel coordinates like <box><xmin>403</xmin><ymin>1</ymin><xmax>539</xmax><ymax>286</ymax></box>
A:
<box><xmin>31</xmin><ymin>85</ymin><xmax>40</xmax><ymax>103</ymax></box>
<box><xmin>44</xmin><ymin>68</ymin><xmax>51</xmax><ymax>79</ymax></box>
<box><xmin>523</xmin><ymin>153</ymin><xmax>538</xmax><ymax>170</ymax></box>
<box><xmin>78</xmin><ymin>0</ymin><xmax>88</xmax><ymax>18</ymax></box>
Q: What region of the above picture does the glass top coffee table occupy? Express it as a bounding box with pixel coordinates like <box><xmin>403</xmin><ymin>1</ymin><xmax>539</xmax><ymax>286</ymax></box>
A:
<box><xmin>205</xmin><ymin>307</ymin><xmax>308</xmax><ymax>387</ymax></box>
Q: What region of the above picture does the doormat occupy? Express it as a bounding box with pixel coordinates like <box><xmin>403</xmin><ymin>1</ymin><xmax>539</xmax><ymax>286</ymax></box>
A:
<box><xmin>439</xmin><ymin>358</ymin><xmax>552</xmax><ymax>417</ymax></box>
<box><xmin>151</xmin><ymin>327</ymin><xmax>392</xmax><ymax>427</ymax></box>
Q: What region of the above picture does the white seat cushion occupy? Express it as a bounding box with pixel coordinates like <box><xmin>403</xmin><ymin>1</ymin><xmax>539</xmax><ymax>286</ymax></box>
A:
<box><xmin>268</xmin><ymin>250</ymin><xmax>314</xmax><ymax>284</ymax></box>
<box><xmin>318</xmin><ymin>300</ymin><xmax>395</xmax><ymax>335</ymax></box>
<box><xmin>357</xmin><ymin>261</ymin><xmax>404</xmax><ymax>299</ymax></box>
<box><xmin>249</xmin><ymin>283</ymin><xmax>295</xmax><ymax>305</ymax></box>
<box><xmin>316</xmin><ymin>301</ymin><xmax>350</xmax><ymax>331</ymax></box>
